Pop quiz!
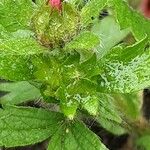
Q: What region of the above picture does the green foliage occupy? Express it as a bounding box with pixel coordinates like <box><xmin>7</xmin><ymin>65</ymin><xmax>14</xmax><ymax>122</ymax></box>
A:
<box><xmin>98</xmin><ymin>38</ymin><xmax>150</xmax><ymax>93</ymax></box>
<box><xmin>48</xmin><ymin>121</ymin><xmax>108</xmax><ymax>150</ymax></box>
<box><xmin>0</xmin><ymin>81</ymin><xmax>41</xmax><ymax>105</ymax></box>
<box><xmin>64</xmin><ymin>31</ymin><xmax>100</xmax><ymax>62</ymax></box>
<box><xmin>91</xmin><ymin>16</ymin><xmax>130</xmax><ymax>59</ymax></box>
<box><xmin>0</xmin><ymin>30</ymin><xmax>47</xmax><ymax>81</ymax></box>
<box><xmin>82</xmin><ymin>95</ymin><xmax>99</xmax><ymax>116</ymax></box>
<box><xmin>136</xmin><ymin>135</ymin><xmax>150</xmax><ymax>150</ymax></box>
<box><xmin>0</xmin><ymin>0</ymin><xmax>150</xmax><ymax>149</ymax></box>
<box><xmin>96</xmin><ymin>94</ymin><xmax>125</xmax><ymax>135</ymax></box>
<box><xmin>81</xmin><ymin>0</ymin><xmax>108</xmax><ymax>26</ymax></box>
<box><xmin>0</xmin><ymin>0</ymin><xmax>34</xmax><ymax>32</ymax></box>
<box><xmin>114</xmin><ymin>93</ymin><xmax>141</xmax><ymax>121</ymax></box>
<box><xmin>112</xmin><ymin>0</ymin><xmax>150</xmax><ymax>40</ymax></box>
<box><xmin>0</xmin><ymin>106</ymin><xmax>63</xmax><ymax>147</ymax></box>
<box><xmin>35</xmin><ymin>0</ymin><xmax>47</xmax><ymax>6</ymax></box>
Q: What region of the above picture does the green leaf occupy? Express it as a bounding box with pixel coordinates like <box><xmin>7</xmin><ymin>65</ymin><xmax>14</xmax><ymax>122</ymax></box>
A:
<box><xmin>96</xmin><ymin>94</ymin><xmax>125</xmax><ymax>135</ymax></box>
<box><xmin>0</xmin><ymin>0</ymin><xmax>34</xmax><ymax>32</ymax></box>
<box><xmin>0</xmin><ymin>25</ymin><xmax>10</xmax><ymax>39</ymax></box>
<box><xmin>98</xmin><ymin>39</ymin><xmax>150</xmax><ymax>93</ymax></box>
<box><xmin>69</xmin><ymin>0</ymin><xmax>87</xmax><ymax>9</ymax></box>
<box><xmin>33</xmin><ymin>53</ymin><xmax>100</xmax><ymax>116</ymax></box>
<box><xmin>113</xmin><ymin>93</ymin><xmax>141</xmax><ymax>121</ymax></box>
<box><xmin>112</xmin><ymin>0</ymin><xmax>150</xmax><ymax>40</ymax></box>
<box><xmin>32</xmin><ymin>54</ymin><xmax>62</xmax><ymax>89</ymax></box>
<box><xmin>60</xmin><ymin>102</ymin><xmax>78</xmax><ymax>120</ymax></box>
<box><xmin>116</xmin><ymin>37</ymin><xmax>148</xmax><ymax>62</ymax></box>
<box><xmin>98</xmin><ymin>117</ymin><xmax>126</xmax><ymax>135</ymax></box>
<box><xmin>98</xmin><ymin>94</ymin><xmax>122</xmax><ymax>123</ymax></box>
<box><xmin>0</xmin><ymin>31</ymin><xmax>47</xmax><ymax>81</ymax></box>
<box><xmin>0</xmin><ymin>26</ymin><xmax>34</xmax><ymax>40</ymax></box>
<box><xmin>80</xmin><ymin>93</ymin><xmax>125</xmax><ymax>135</ymax></box>
<box><xmin>48</xmin><ymin>121</ymin><xmax>108</xmax><ymax>150</ymax></box>
<box><xmin>91</xmin><ymin>16</ymin><xmax>130</xmax><ymax>59</ymax></box>
<box><xmin>136</xmin><ymin>135</ymin><xmax>150</xmax><ymax>150</ymax></box>
<box><xmin>64</xmin><ymin>32</ymin><xmax>100</xmax><ymax>62</ymax></box>
<box><xmin>82</xmin><ymin>95</ymin><xmax>99</xmax><ymax>116</ymax></box>
<box><xmin>0</xmin><ymin>81</ymin><xmax>41</xmax><ymax>105</ymax></box>
<box><xmin>55</xmin><ymin>77</ymin><xmax>98</xmax><ymax>118</ymax></box>
<box><xmin>0</xmin><ymin>106</ymin><xmax>63</xmax><ymax>147</ymax></box>
<box><xmin>36</xmin><ymin>54</ymin><xmax>100</xmax><ymax>118</ymax></box>
<box><xmin>55</xmin><ymin>85</ymin><xmax>79</xmax><ymax>119</ymax></box>
<box><xmin>34</xmin><ymin>0</ymin><xmax>47</xmax><ymax>6</ymax></box>
<box><xmin>81</xmin><ymin>0</ymin><xmax>108</xmax><ymax>26</ymax></box>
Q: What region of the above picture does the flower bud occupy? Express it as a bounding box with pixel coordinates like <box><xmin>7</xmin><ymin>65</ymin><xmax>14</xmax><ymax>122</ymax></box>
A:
<box><xmin>32</xmin><ymin>3</ymin><xmax>80</xmax><ymax>47</ymax></box>
<box><xmin>49</xmin><ymin>0</ymin><xmax>62</xmax><ymax>11</ymax></box>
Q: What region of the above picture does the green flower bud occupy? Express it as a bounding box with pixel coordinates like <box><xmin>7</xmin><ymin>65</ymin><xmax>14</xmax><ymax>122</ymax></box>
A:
<box><xmin>31</xmin><ymin>2</ymin><xmax>80</xmax><ymax>48</ymax></box>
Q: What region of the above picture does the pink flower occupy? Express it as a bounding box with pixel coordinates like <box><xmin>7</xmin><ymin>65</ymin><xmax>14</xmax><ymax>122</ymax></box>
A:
<box><xmin>49</xmin><ymin>0</ymin><xmax>62</xmax><ymax>12</ymax></box>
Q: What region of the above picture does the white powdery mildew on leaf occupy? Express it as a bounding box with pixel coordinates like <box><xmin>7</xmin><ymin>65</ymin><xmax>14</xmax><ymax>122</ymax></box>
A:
<box><xmin>100</xmin><ymin>52</ymin><xmax>150</xmax><ymax>93</ymax></box>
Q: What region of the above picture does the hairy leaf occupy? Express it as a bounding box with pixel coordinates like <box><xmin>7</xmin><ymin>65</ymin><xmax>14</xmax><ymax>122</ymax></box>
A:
<box><xmin>91</xmin><ymin>16</ymin><xmax>130</xmax><ymax>59</ymax></box>
<box><xmin>112</xmin><ymin>0</ymin><xmax>150</xmax><ymax>40</ymax></box>
<box><xmin>0</xmin><ymin>81</ymin><xmax>41</xmax><ymax>105</ymax></box>
<box><xmin>0</xmin><ymin>30</ymin><xmax>47</xmax><ymax>81</ymax></box>
<box><xmin>136</xmin><ymin>135</ymin><xmax>150</xmax><ymax>150</ymax></box>
<box><xmin>96</xmin><ymin>93</ymin><xmax>125</xmax><ymax>135</ymax></box>
<box><xmin>35</xmin><ymin>0</ymin><xmax>47</xmax><ymax>6</ymax></box>
<box><xmin>0</xmin><ymin>106</ymin><xmax>63</xmax><ymax>147</ymax></box>
<box><xmin>0</xmin><ymin>0</ymin><xmax>34</xmax><ymax>32</ymax></box>
<box><xmin>48</xmin><ymin>121</ymin><xmax>108</xmax><ymax>150</ymax></box>
<box><xmin>80</xmin><ymin>93</ymin><xmax>125</xmax><ymax>135</ymax></box>
<box><xmin>64</xmin><ymin>32</ymin><xmax>100</xmax><ymax>62</ymax></box>
<box><xmin>82</xmin><ymin>95</ymin><xmax>99</xmax><ymax>116</ymax></box>
<box><xmin>81</xmin><ymin>0</ymin><xmax>108</xmax><ymax>26</ymax></box>
<box><xmin>114</xmin><ymin>93</ymin><xmax>141</xmax><ymax>121</ymax></box>
<box><xmin>98</xmin><ymin>39</ymin><xmax>150</xmax><ymax>93</ymax></box>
